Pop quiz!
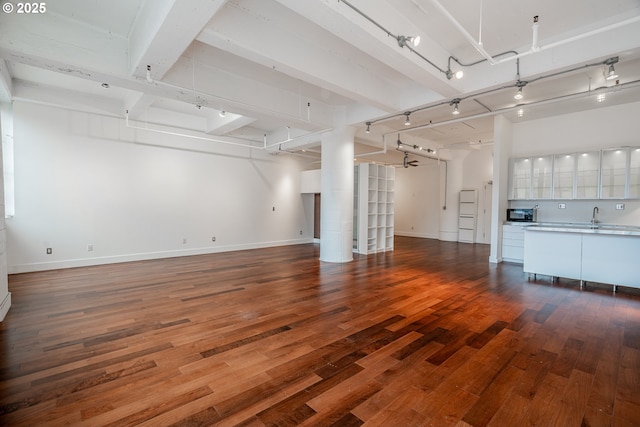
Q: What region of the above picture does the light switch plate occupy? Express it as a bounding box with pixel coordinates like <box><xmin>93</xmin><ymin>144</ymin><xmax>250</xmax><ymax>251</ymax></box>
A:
<box><xmin>616</xmin><ymin>203</ymin><xmax>625</xmax><ymax>210</ymax></box>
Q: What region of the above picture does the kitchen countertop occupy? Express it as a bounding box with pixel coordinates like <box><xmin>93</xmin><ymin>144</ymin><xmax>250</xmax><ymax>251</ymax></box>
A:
<box><xmin>523</xmin><ymin>222</ymin><xmax>640</xmax><ymax>236</ymax></box>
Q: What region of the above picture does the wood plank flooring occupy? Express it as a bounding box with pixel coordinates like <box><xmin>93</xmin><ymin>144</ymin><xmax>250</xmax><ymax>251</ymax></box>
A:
<box><xmin>1</xmin><ymin>236</ymin><xmax>640</xmax><ymax>426</ymax></box>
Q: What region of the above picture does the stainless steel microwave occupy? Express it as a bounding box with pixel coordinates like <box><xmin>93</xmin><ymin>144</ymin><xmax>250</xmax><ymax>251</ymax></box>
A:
<box><xmin>506</xmin><ymin>208</ymin><xmax>536</xmax><ymax>222</ymax></box>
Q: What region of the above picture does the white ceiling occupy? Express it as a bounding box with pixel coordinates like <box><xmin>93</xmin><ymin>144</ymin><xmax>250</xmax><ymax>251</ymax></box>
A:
<box><xmin>1</xmin><ymin>0</ymin><xmax>639</xmax><ymax>165</ymax></box>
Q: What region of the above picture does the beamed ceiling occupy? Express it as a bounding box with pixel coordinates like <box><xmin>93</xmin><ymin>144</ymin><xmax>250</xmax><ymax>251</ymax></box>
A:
<box><xmin>1</xmin><ymin>0</ymin><xmax>639</xmax><ymax>165</ymax></box>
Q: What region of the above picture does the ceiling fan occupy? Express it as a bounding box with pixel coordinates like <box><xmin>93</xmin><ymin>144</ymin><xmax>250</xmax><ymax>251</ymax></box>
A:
<box><xmin>402</xmin><ymin>152</ymin><xmax>419</xmax><ymax>168</ymax></box>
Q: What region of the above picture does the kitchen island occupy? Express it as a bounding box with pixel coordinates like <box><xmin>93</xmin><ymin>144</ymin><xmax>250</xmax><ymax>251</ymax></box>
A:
<box><xmin>523</xmin><ymin>223</ymin><xmax>640</xmax><ymax>292</ymax></box>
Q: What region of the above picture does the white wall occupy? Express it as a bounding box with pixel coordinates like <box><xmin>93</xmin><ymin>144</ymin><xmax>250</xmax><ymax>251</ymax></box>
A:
<box><xmin>462</xmin><ymin>146</ymin><xmax>493</xmax><ymax>244</ymax></box>
<box><xmin>395</xmin><ymin>147</ymin><xmax>495</xmax><ymax>243</ymax></box>
<box><xmin>510</xmin><ymin>100</ymin><xmax>640</xmax><ymax>226</ymax></box>
<box><xmin>7</xmin><ymin>102</ymin><xmax>314</xmax><ymax>273</ymax></box>
<box><xmin>395</xmin><ymin>161</ymin><xmax>441</xmax><ymax>239</ymax></box>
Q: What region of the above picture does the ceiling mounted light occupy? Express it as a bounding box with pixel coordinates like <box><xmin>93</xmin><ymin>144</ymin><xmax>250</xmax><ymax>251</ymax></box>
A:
<box><xmin>404</xmin><ymin>112</ymin><xmax>411</xmax><ymax>126</ymax></box>
<box><xmin>606</xmin><ymin>64</ymin><xmax>618</xmax><ymax>80</ymax></box>
<box><xmin>450</xmin><ymin>98</ymin><xmax>460</xmax><ymax>115</ymax></box>
<box><xmin>517</xmin><ymin>109</ymin><xmax>524</xmax><ymax>118</ymax></box>
<box><xmin>604</xmin><ymin>56</ymin><xmax>619</xmax><ymax>80</ymax></box>
<box><xmin>597</xmin><ymin>93</ymin><xmax>606</xmax><ymax>103</ymax></box>
<box><xmin>365</xmin><ymin>122</ymin><xmax>371</xmax><ymax>133</ymax></box>
<box><xmin>219</xmin><ymin>110</ymin><xmax>226</xmax><ymax>117</ymax></box>
<box><xmin>514</xmin><ymin>81</ymin><xmax>527</xmax><ymax>100</ymax></box>
<box><xmin>397</xmin><ymin>35</ymin><xmax>420</xmax><ymax>49</ymax></box>
<box><xmin>446</xmin><ymin>68</ymin><xmax>464</xmax><ymax>80</ymax></box>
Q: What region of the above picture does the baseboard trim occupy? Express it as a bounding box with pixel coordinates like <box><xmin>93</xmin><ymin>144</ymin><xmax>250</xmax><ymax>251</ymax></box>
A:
<box><xmin>8</xmin><ymin>238</ymin><xmax>314</xmax><ymax>274</ymax></box>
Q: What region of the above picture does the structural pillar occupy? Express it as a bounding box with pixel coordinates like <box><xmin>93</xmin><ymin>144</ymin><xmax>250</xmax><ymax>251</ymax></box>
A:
<box><xmin>320</xmin><ymin>126</ymin><xmax>355</xmax><ymax>263</ymax></box>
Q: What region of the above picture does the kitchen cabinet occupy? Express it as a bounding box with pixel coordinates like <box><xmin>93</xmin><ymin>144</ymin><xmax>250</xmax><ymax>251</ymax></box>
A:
<box><xmin>553</xmin><ymin>153</ymin><xmax>575</xmax><ymax>199</ymax></box>
<box><xmin>524</xmin><ymin>229</ymin><xmax>582</xmax><ymax>280</ymax></box>
<box><xmin>582</xmin><ymin>234</ymin><xmax>640</xmax><ymax>288</ymax></box>
<box><xmin>509</xmin><ymin>147</ymin><xmax>640</xmax><ymax>200</ymax></box>
<box><xmin>601</xmin><ymin>148</ymin><xmax>627</xmax><ymax>198</ymax></box>
<box><xmin>355</xmin><ymin>163</ymin><xmax>394</xmax><ymax>254</ymax></box>
<box><xmin>575</xmin><ymin>151</ymin><xmax>600</xmax><ymax>199</ymax></box>
<box><xmin>509</xmin><ymin>158</ymin><xmax>532</xmax><ymax>199</ymax></box>
<box><xmin>532</xmin><ymin>156</ymin><xmax>553</xmax><ymax>199</ymax></box>
<box><xmin>630</xmin><ymin>148</ymin><xmax>640</xmax><ymax>198</ymax></box>
<box><xmin>524</xmin><ymin>227</ymin><xmax>640</xmax><ymax>290</ymax></box>
<box><xmin>502</xmin><ymin>224</ymin><xmax>526</xmax><ymax>263</ymax></box>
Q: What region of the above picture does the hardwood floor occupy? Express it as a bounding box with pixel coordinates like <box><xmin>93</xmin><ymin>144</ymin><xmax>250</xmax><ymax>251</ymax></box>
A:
<box><xmin>1</xmin><ymin>236</ymin><xmax>639</xmax><ymax>426</ymax></box>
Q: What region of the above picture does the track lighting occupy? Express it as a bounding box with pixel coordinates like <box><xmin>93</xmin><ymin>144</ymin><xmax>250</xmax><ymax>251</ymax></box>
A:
<box><xmin>404</xmin><ymin>112</ymin><xmax>411</xmax><ymax>126</ymax></box>
<box><xmin>514</xmin><ymin>87</ymin><xmax>523</xmax><ymax>100</ymax></box>
<box><xmin>450</xmin><ymin>99</ymin><xmax>460</xmax><ymax>115</ymax></box>
<box><xmin>514</xmin><ymin>81</ymin><xmax>527</xmax><ymax>100</ymax></box>
<box><xmin>446</xmin><ymin>68</ymin><xmax>464</xmax><ymax>80</ymax></box>
<box><xmin>397</xmin><ymin>35</ymin><xmax>420</xmax><ymax>49</ymax></box>
<box><xmin>604</xmin><ymin>57</ymin><xmax>619</xmax><ymax>80</ymax></box>
<box><xmin>365</xmin><ymin>122</ymin><xmax>371</xmax><ymax>133</ymax></box>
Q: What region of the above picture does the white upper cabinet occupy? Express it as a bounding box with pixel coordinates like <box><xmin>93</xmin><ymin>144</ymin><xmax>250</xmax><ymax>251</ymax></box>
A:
<box><xmin>509</xmin><ymin>147</ymin><xmax>640</xmax><ymax>200</ymax></box>
<box><xmin>576</xmin><ymin>151</ymin><xmax>600</xmax><ymax>199</ymax></box>
<box><xmin>553</xmin><ymin>154</ymin><xmax>575</xmax><ymax>199</ymax></box>
<box><xmin>532</xmin><ymin>156</ymin><xmax>553</xmax><ymax>199</ymax></box>
<box><xmin>509</xmin><ymin>158</ymin><xmax>532</xmax><ymax>200</ymax></box>
<box><xmin>630</xmin><ymin>148</ymin><xmax>640</xmax><ymax>199</ymax></box>
<box><xmin>601</xmin><ymin>148</ymin><xmax>627</xmax><ymax>199</ymax></box>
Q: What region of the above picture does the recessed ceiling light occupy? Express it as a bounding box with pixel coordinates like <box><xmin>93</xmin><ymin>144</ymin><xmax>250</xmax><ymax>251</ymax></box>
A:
<box><xmin>101</xmin><ymin>83</ymin><xmax>110</xmax><ymax>88</ymax></box>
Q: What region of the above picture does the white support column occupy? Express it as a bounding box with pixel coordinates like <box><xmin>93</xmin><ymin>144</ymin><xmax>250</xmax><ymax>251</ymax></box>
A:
<box><xmin>489</xmin><ymin>114</ymin><xmax>513</xmax><ymax>263</ymax></box>
<box><xmin>320</xmin><ymin>126</ymin><xmax>355</xmax><ymax>263</ymax></box>
<box><xmin>0</xmin><ymin>104</ymin><xmax>10</xmax><ymax>321</ymax></box>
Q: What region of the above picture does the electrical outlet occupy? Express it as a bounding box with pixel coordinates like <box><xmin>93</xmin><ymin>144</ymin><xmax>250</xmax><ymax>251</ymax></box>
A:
<box><xmin>212</xmin><ymin>236</ymin><xmax>216</xmax><ymax>242</ymax></box>
<box><xmin>616</xmin><ymin>203</ymin><xmax>625</xmax><ymax>210</ymax></box>
<box><xmin>299</xmin><ymin>230</ymin><xmax>303</xmax><ymax>235</ymax></box>
<box><xmin>558</xmin><ymin>203</ymin><xmax>566</xmax><ymax>209</ymax></box>
<box><xmin>87</xmin><ymin>244</ymin><xmax>93</xmax><ymax>251</ymax></box>
<box><xmin>182</xmin><ymin>238</ymin><xmax>187</xmax><ymax>244</ymax></box>
<box><xmin>46</xmin><ymin>248</ymin><xmax>52</xmax><ymax>254</ymax></box>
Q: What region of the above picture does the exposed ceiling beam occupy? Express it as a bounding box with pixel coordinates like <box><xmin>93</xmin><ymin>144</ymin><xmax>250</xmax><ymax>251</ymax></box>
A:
<box><xmin>206</xmin><ymin>114</ymin><xmax>256</xmax><ymax>135</ymax></box>
<box><xmin>273</xmin><ymin>0</ymin><xmax>460</xmax><ymax>98</ymax></box>
<box><xmin>196</xmin><ymin>0</ymin><xmax>437</xmax><ymax>113</ymax></box>
<box><xmin>0</xmin><ymin>10</ymin><xmax>128</xmax><ymax>77</ymax></box>
<box><xmin>0</xmin><ymin>59</ymin><xmax>12</xmax><ymax>102</ymax></box>
<box><xmin>128</xmin><ymin>0</ymin><xmax>227</xmax><ymax>80</ymax></box>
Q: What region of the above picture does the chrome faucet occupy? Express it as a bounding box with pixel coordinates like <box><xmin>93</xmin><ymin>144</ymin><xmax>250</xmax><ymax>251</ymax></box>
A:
<box><xmin>591</xmin><ymin>206</ymin><xmax>599</xmax><ymax>225</ymax></box>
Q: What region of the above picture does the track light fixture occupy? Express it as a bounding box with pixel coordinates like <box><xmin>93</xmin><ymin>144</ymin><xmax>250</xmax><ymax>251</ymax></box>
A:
<box><xmin>451</xmin><ymin>98</ymin><xmax>460</xmax><ymax>115</ymax></box>
<box><xmin>445</xmin><ymin>68</ymin><xmax>464</xmax><ymax>80</ymax></box>
<box><xmin>404</xmin><ymin>112</ymin><xmax>411</xmax><ymax>126</ymax></box>
<box><xmin>603</xmin><ymin>56</ymin><xmax>619</xmax><ymax>80</ymax></box>
<box><xmin>365</xmin><ymin>122</ymin><xmax>371</xmax><ymax>133</ymax></box>
<box><xmin>397</xmin><ymin>35</ymin><xmax>420</xmax><ymax>49</ymax></box>
<box><xmin>514</xmin><ymin>81</ymin><xmax>527</xmax><ymax>100</ymax></box>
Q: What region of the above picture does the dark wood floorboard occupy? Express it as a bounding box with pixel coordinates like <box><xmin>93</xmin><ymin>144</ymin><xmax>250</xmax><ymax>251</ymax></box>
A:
<box><xmin>1</xmin><ymin>236</ymin><xmax>640</xmax><ymax>426</ymax></box>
